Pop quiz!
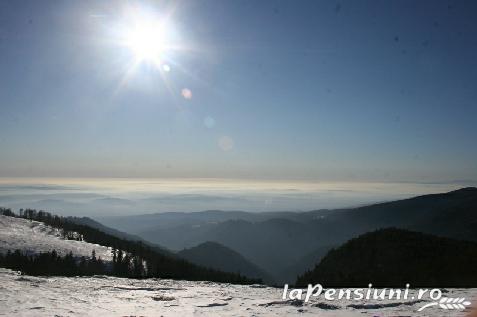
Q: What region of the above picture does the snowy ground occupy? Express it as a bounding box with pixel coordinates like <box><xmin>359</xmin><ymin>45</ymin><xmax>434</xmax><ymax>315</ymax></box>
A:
<box><xmin>0</xmin><ymin>268</ymin><xmax>475</xmax><ymax>317</ymax></box>
<box><xmin>0</xmin><ymin>215</ymin><xmax>112</xmax><ymax>261</ymax></box>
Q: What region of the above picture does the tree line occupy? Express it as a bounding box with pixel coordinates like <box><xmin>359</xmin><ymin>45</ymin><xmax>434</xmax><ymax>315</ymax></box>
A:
<box><xmin>0</xmin><ymin>207</ymin><xmax>261</xmax><ymax>284</ymax></box>
<box><xmin>0</xmin><ymin>249</ymin><xmax>106</xmax><ymax>276</ymax></box>
<box><xmin>295</xmin><ymin>228</ymin><xmax>477</xmax><ymax>287</ymax></box>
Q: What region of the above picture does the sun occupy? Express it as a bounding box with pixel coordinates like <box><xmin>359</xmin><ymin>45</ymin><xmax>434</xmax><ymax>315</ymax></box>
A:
<box><xmin>111</xmin><ymin>6</ymin><xmax>188</xmax><ymax>93</ymax></box>
<box><xmin>125</xmin><ymin>20</ymin><xmax>169</xmax><ymax>63</ymax></box>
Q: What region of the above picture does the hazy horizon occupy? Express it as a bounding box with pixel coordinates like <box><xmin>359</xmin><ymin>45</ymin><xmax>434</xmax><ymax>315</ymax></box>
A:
<box><xmin>0</xmin><ymin>177</ymin><xmax>473</xmax><ymax>217</ymax></box>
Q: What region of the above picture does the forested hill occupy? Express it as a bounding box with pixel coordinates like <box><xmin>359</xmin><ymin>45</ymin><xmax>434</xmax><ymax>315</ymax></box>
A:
<box><xmin>67</xmin><ymin>216</ymin><xmax>175</xmax><ymax>257</ymax></box>
<box><xmin>177</xmin><ymin>241</ymin><xmax>274</xmax><ymax>284</ymax></box>
<box><xmin>0</xmin><ymin>208</ymin><xmax>260</xmax><ymax>285</ymax></box>
<box><xmin>296</xmin><ymin>228</ymin><xmax>477</xmax><ymax>288</ymax></box>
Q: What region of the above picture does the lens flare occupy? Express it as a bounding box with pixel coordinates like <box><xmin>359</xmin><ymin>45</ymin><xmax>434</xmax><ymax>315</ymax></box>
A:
<box><xmin>218</xmin><ymin>136</ymin><xmax>234</xmax><ymax>151</ymax></box>
<box><xmin>181</xmin><ymin>88</ymin><xmax>192</xmax><ymax>99</ymax></box>
<box><xmin>204</xmin><ymin>116</ymin><xmax>215</xmax><ymax>128</ymax></box>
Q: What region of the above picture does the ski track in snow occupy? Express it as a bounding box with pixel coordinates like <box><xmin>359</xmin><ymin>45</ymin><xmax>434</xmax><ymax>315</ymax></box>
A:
<box><xmin>0</xmin><ymin>215</ymin><xmax>112</xmax><ymax>260</ymax></box>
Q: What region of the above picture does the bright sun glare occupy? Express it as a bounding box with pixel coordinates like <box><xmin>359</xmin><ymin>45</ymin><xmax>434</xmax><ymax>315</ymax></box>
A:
<box><xmin>113</xmin><ymin>6</ymin><xmax>186</xmax><ymax>93</ymax></box>
<box><xmin>125</xmin><ymin>21</ymin><xmax>168</xmax><ymax>63</ymax></box>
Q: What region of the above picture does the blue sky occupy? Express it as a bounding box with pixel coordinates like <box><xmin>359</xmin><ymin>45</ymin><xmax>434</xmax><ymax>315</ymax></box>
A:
<box><xmin>1</xmin><ymin>0</ymin><xmax>476</xmax><ymax>182</ymax></box>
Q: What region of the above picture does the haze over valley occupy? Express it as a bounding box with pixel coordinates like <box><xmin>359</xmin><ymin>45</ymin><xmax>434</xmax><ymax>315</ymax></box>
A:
<box><xmin>0</xmin><ymin>178</ymin><xmax>469</xmax><ymax>217</ymax></box>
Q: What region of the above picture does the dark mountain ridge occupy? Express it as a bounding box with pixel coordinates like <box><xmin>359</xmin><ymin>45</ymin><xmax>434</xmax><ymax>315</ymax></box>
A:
<box><xmin>177</xmin><ymin>241</ymin><xmax>274</xmax><ymax>283</ymax></box>
<box><xmin>296</xmin><ymin>228</ymin><xmax>477</xmax><ymax>287</ymax></box>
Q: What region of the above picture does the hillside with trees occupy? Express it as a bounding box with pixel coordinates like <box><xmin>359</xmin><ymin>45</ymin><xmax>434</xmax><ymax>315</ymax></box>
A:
<box><xmin>0</xmin><ymin>208</ymin><xmax>260</xmax><ymax>284</ymax></box>
<box><xmin>296</xmin><ymin>228</ymin><xmax>477</xmax><ymax>287</ymax></box>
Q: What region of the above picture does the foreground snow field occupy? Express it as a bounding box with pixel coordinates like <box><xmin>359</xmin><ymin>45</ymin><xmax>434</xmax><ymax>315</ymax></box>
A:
<box><xmin>0</xmin><ymin>215</ymin><xmax>112</xmax><ymax>261</ymax></box>
<box><xmin>0</xmin><ymin>268</ymin><xmax>475</xmax><ymax>317</ymax></box>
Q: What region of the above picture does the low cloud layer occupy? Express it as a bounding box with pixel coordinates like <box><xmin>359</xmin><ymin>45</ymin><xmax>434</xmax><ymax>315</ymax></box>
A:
<box><xmin>0</xmin><ymin>178</ymin><xmax>472</xmax><ymax>217</ymax></box>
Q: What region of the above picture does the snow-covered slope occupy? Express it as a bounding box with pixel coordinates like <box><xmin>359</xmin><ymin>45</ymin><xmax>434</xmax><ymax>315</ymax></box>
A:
<box><xmin>0</xmin><ymin>268</ymin><xmax>475</xmax><ymax>317</ymax></box>
<box><xmin>0</xmin><ymin>215</ymin><xmax>112</xmax><ymax>260</ymax></box>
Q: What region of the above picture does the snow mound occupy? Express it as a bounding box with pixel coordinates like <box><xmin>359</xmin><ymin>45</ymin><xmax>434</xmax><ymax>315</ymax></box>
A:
<box><xmin>0</xmin><ymin>215</ymin><xmax>112</xmax><ymax>261</ymax></box>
